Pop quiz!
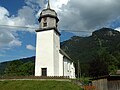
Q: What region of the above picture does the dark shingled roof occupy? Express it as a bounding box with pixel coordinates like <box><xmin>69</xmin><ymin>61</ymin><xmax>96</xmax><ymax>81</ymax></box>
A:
<box><xmin>59</xmin><ymin>49</ymin><xmax>72</xmax><ymax>61</ymax></box>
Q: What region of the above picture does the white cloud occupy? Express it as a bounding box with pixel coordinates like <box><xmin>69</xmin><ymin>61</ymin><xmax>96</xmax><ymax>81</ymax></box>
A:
<box><xmin>33</xmin><ymin>0</ymin><xmax>120</xmax><ymax>31</ymax></box>
<box><xmin>115</xmin><ymin>27</ymin><xmax>120</xmax><ymax>32</ymax></box>
<box><xmin>1</xmin><ymin>0</ymin><xmax>120</xmax><ymax>50</ymax></box>
<box><xmin>47</xmin><ymin>0</ymin><xmax>70</xmax><ymax>11</ymax></box>
<box><xmin>0</xmin><ymin>29</ymin><xmax>21</xmax><ymax>48</ymax></box>
<box><xmin>1</xmin><ymin>0</ymin><xmax>120</xmax><ymax>32</ymax></box>
<box><xmin>9</xmin><ymin>39</ymin><xmax>22</xmax><ymax>47</ymax></box>
<box><xmin>0</xmin><ymin>5</ymin><xmax>37</xmax><ymax>32</ymax></box>
<box><xmin>0</xmin><ymin>7</ymin><xmax>9</xmax><ymax>20</ymax></box>
<box><xmin>0</xmin><ymin>5</ymin><xmax>36</xmax><ymax>49</ymax></box>
<box><xmin>57</xmin><ymin>0</ymin><xmax>120</xmax><ymax>31</ymax></box>
<box><xmin>26</xmin><ymin>44</ymin><xmax>35</xmax><ymax>50</ymax></box>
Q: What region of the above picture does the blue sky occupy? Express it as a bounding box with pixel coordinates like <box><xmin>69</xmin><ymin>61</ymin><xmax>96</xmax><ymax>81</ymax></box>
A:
<box><xmin>0</xmin><ymin>0</ymin><xmax>35</xmax><ymax>62</ymax></box>
<box><xmin>0</xmin><ymin>0</ymin><xmax>120</xmax><ymax>62</ymax></box>
<box><xmin>0</xmin><ymin>0</ymin><xmax>25</xmax><ymax>15</ymax></box>
<box><xmin>0</xmin><ymin>0</ymin><xmax>76</xmax><ymax>62</ymax></box>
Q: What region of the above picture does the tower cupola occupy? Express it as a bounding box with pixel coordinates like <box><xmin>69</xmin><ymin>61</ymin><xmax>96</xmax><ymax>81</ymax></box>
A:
<box><xmin>38</xmin><ymin>0</ymin><xmax>59</xmax><ymax>29</ymax></box>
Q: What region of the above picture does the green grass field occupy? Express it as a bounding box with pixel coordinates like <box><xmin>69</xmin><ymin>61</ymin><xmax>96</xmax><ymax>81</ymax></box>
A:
<box><xmin>0</xmin><ymin>80</ymin><xmax>82</xmax><ymax>90</ymax></box>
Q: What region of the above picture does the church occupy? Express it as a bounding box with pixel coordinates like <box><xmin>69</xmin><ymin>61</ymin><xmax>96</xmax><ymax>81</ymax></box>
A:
<box><xmin>35</xmin><ymin>1</ymin><xmax>75</xmax><ymax>78</ymax></box>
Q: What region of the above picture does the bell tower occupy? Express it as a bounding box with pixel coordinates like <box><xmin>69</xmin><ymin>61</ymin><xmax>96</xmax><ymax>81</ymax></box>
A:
<box><xmin>38</xmin><ymin>0</ymin><xmax>59</xmax><ymax>33</ymax></box>
<box><xmin>35</xmin><ymin>0</ymin><xmax>60</xmax><ymax>76</ymax></box>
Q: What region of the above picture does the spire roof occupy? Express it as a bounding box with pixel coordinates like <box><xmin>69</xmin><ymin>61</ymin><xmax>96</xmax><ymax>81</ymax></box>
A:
<box><xmin>47</xmin><ymin>0</ymin><xmax>50</xmax><ymax>9</ymax></box>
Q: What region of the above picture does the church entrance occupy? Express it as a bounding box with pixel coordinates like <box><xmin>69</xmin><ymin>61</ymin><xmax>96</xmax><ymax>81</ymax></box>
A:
<box><xmin>41</xmin><ymin>68</ymin><xmax>47</xmax><ymax>76</ymax></box>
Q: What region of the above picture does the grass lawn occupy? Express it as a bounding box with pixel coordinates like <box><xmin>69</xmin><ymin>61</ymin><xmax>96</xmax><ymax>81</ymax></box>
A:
<box><xmin>0</xmin><ymin>80</ymin><xmax>82</xmax><ymax>90</ymax></box>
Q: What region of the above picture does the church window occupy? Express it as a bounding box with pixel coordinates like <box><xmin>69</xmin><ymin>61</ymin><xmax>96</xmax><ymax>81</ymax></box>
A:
<box><xmin>43</xmin><ymin>17</ymin><xmax>47</xmax><ymax>27</ymax></box>
<box><xmin>43</xmin><ymin>22</ymin><xmax>47</xmax><ymax>27</ymax></box>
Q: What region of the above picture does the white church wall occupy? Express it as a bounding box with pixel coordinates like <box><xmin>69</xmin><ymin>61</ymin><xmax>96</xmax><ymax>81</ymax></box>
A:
<box><xmin>63</xmin><ymin>58</ymin><xmax>76</xmax><ymax>78</ymax></box>
<box><xmin>53</xmin><ymin>30</ymin><xmax>60</xmax><ymax>76</ymax></box>
<box><xmin>35</xmin><ymin>30</ymin><xmax>55</xmax><ymax>76</ymax></box>
<box><xmin>63</xmin><ymin>58</ymin><xmax>71</xmax><ymax>77</ymax></box>
<box><xmin>70</xmin><ymin>62</ymin><xmax>76</xmax><ymax>78</ymax></box>
<box><xmin>59</xmin><ymin>53</ymin><xmax>64</xmax><ymax>76</ymax></box>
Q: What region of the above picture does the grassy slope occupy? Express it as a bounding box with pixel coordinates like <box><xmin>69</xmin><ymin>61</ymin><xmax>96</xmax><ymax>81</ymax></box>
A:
<box><xmin>0</xmin><ymin>80</ymin><xmax>82</xmax><ymax>90</ymax></box>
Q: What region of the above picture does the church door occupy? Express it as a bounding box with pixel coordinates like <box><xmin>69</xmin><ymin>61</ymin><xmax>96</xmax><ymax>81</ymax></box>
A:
<box><xmin>41</xmin><ymin>68</ymin><xmax>47</xmax><ymax>76</ymax></box>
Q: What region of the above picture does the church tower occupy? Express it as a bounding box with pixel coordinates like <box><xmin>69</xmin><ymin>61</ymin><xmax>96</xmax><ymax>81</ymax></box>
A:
<box><xmin>35</xmin><ymin>0</ymin><xmax>60</xmax><ymax>76</ymax></box>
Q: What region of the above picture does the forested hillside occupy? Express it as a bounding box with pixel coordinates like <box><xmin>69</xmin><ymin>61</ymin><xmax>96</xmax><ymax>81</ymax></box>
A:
<box><xmin>0</xmin><ymin>57</ymin><xmax>35</xmax><ymax>76</ymax></box>
<box><xmin>0</xmin><ymin>28</ymin><xmax>120</xmax><ymax>77</ymax></box>
<box><xmin>61</xmin><ymin>28</ymin><xmax>120</xmax><ymax>63</ymax></box>
<box><xmin>61</xmin><ymin>28</ymin><xmax>120</xmax><ymax>77</ymax></box>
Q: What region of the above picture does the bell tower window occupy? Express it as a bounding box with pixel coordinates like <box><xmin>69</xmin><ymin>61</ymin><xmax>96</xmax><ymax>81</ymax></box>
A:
<box><xmin>43</xmin><ymin>17</ymin><xmax>47</xmax><ymax>27</ymax></box>
<box><xmin>43</xmin><ymin>22</ymin><xmax>47</xmax><ymax>27</ymax></box>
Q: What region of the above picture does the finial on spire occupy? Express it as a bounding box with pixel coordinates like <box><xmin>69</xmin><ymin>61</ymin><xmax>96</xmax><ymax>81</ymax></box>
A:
<box><xmin>47</xmin><ymin>0</ymin><xmax>50</xmax><ymax>9</ymax></box>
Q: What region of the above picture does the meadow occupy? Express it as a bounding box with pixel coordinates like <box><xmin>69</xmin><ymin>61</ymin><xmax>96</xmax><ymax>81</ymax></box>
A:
<box><xmin>0</xmin><ymin>80</ymin><xmax>82</xmax><ymax>90</ymax></box>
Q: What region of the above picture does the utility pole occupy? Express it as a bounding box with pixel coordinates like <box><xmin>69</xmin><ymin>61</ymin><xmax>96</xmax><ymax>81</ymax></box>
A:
<box><xmin>78</xmin><ymin>60</ymin><xmax>80</xmax><ymax>79</ymax></box>
<box><xmin>80</xmin><ymin>62</ymin><xmax>81</xmax><ymax>78</ymax></box>
<box><xmin>78</xmin><ymin>60</ymin><xmax>81</xmax><ymax>79</ymax></box>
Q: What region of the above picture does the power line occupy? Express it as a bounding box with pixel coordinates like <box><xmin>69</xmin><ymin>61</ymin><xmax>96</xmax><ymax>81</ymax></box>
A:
<box><xmin>61</xmin><ymin>30</ymin><xmax>92</xmax><ymax>33</ymax></box>
<box><xmin>0</xmin><ymin>24</ymin><xmax>93</xmax><ymax>33</ymax></box>
<box><xmin>0</xmin><ymin>24</ymin><xmax>37</xmax><ymax>29</ymax></box>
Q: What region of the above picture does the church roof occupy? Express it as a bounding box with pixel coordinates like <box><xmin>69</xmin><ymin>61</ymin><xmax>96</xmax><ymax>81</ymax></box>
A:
<box><xmin>59</xmin><ymin>49</ymin><xmax>72</xmax><ymax>61</ymax></box>
<box><xmin>40</xmin><ymin>0</ymin><xmax>57</xmax><ymax>17</ymax></box>
<box><xmin>38</xmin><ymin>0</ymin><xmax>59</xmax><ymax>23</ymax></box>
<box><xmin>47</xmin><ymin>0</ymin><xmax>50</xmax><ymax>9</ymax></box>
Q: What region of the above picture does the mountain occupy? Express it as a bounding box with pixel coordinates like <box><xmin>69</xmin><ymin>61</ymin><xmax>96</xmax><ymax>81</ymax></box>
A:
<box><xmin>61</xmin><ymin>28</ymin><xmax>120</xmax><ymax>63</ymax></box>
<box><xmin>0</xmin><ymin>27</ymin><xmax>120</xmax><ymax>77</ymax></box>
<box><xmin>60</xmin><ymin>28</ymin><xmax>120</xmax><ymax>76</ymax></box>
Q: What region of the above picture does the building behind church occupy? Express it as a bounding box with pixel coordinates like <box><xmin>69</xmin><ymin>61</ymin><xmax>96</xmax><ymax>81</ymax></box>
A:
<box><xmin>35</xmin><ymin>1</ymin><xmax>75</xmax><ymax>78</ymax></box>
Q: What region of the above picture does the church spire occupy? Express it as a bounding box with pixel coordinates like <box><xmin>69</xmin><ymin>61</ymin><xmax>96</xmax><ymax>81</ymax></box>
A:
<box><xmin>47</xmin><ymin>0</ymin><xmax>50</xmax><ymax>9</ymax></box>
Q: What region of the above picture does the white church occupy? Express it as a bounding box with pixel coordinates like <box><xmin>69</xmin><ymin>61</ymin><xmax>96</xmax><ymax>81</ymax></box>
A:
<box><xmin>35</xmin><ymin>1</ymin><xmax>75</xmax><ymax>78</ymax></box>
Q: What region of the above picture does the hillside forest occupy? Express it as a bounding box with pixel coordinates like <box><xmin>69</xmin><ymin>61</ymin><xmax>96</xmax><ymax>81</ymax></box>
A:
<box><xmin>0</xmin><ymin>28</ymin><xmax>120</xmax><ymax>78</ymax></box>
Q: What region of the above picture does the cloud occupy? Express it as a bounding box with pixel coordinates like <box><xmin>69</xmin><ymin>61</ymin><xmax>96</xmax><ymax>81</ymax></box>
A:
<box><xmin>1</xmin><ymin>0</ymin><xmax>120</xmax><ymax>32</ymax></box>
<box><xmin>26</xmin><ymin>44</ymin><xmax>35</xmax><ymax>50</ymax></box>
<box><xmin>0</xmin><ymin>6</ymin><xmax>21</xmax><ymax>49</ymax></box>
<box><xmin>46</xmin><ymin>0</ymin><xmax>70</xmax><ymax>11</ymax></box>
<box><xmin>0</xmin><ymin>6</ymin><xmax>9</xmax><ymax>19</ymax></box>
<box><xmin>1</xmin><ymin>0</ymin><xmax>120</xmax><ymax>50</ymax></box>
<box><xmin>0</xmin><ymin>4</ymin><xmax>37</xmax><ymax>49</ymax></box>
<box><xmin>0</xmin><ymin>29</ymin><xmax>21</xmax><ymax>48</ymax></box>
<box><xmin>0</xmin><ymin>0</ymin><xmax>42</xmax><ymax>50</ymax></box>
<box><xmin>56</xmin><ymin>0</ymin><xmax>120</xmax><ymax>31</ymax></box>
<box><xmin>32</xmin><ymin>0</ymin><xmax>120</xmax><ymax>31</ymax></box>
<box><xmin>115</xmin><ymin>27</ymin><xmax>120</xmax><ymax>32</ymax></box>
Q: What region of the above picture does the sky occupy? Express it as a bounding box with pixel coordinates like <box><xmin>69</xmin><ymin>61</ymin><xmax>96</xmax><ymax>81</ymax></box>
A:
<box><xmin>0</xmin><ymin>0</ymin><xmax>120</xmax><ymax>62</ymax></box>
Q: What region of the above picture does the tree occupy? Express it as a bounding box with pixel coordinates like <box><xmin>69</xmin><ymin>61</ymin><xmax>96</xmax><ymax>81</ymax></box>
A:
<box><xmin>112</xmin><ymin>51</ymin><xmax>120</xmax><ymax>69</ymax></box>
<box><xmin>89</xmin><ymin>55</ymin><xmax>109</xmax><ymax>77</ymax></box>
<box><xmin>4</xmin><ymin>60</ymin><xmax>34</xmax><ymax>76</ymax></box>
<box><xmin>89</xmin><ymin>47</ymin><xmax>119</xmax><ymax>77</ymax></box>
<box><xmin>18</xmin><ymin>61</ymin><xmax>34</xmax><ymax>76</ymax></box>
<box><xmin>4</xmin><ymin>60</ymin><xmax>23</xmax><ymax>76</ymax></box>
